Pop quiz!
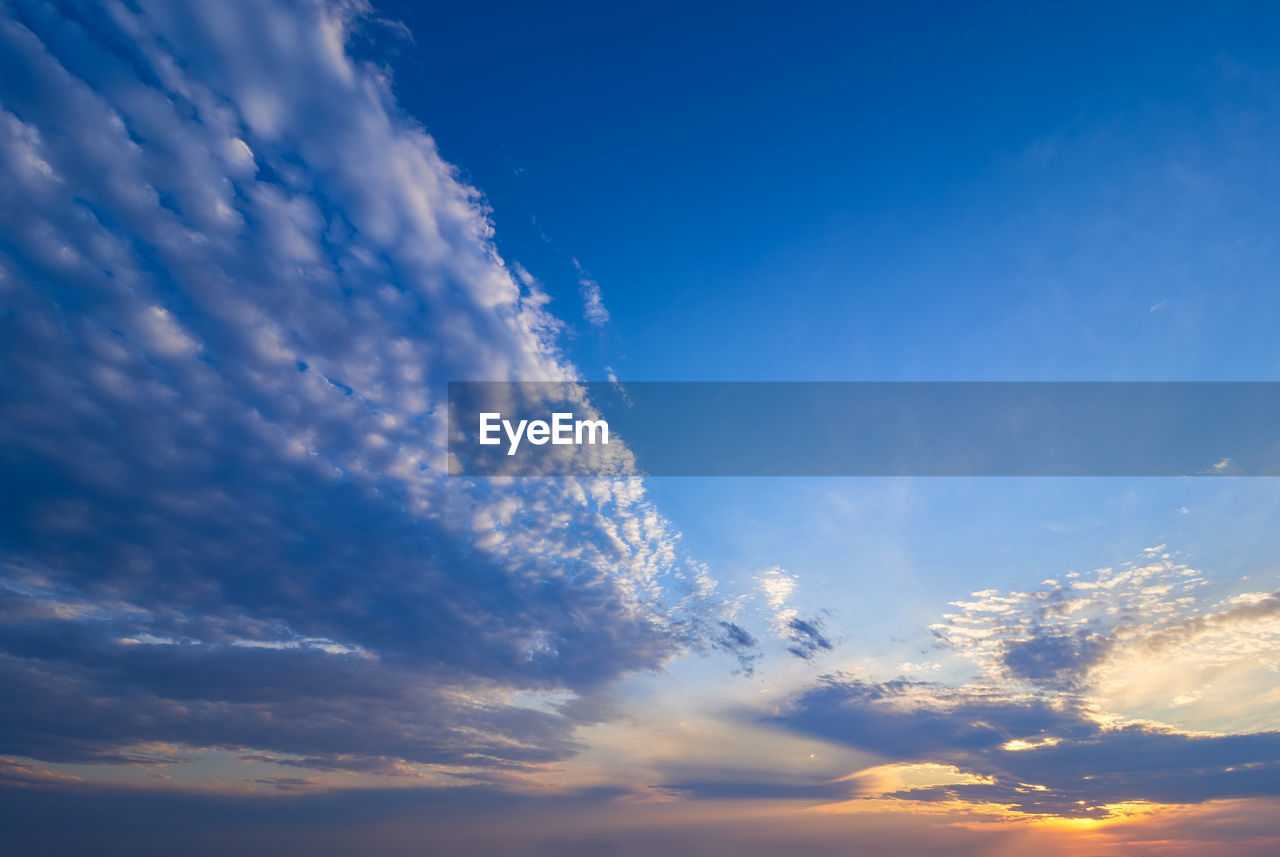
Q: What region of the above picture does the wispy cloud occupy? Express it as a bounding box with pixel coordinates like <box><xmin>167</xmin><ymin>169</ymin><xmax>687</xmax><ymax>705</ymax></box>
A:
<box><xmin>756</xmin><ymin>567</ymin><xmax>833</xmax><ymax>660</ymax></box>
<box><xmin>572</xmin><ymin>258</ymin><xmax>610</xmax><ymax>327</ymax></box>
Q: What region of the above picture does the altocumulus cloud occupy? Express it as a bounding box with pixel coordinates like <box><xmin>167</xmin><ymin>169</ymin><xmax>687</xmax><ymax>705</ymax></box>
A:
<box><xmin>0</xmin><ymin>0</ymin><xmax>736</xmax><ymax>781</ymax></box>
<box><xmin>764</xmin><ymin>556</ymin><xmax>1280</xmax><ymax>819</ymax></box>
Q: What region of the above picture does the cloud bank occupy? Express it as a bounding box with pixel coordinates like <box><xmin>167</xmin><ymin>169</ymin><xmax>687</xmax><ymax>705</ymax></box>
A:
<box><xmin>764</xmin><ymin>556</ymin><xmax>1280</xmax><ymax>818</ymax></box>
<box><xmin>0</xmin><ymin>0</ymin><xmax>733</xmax><ymax>782</ymax></box>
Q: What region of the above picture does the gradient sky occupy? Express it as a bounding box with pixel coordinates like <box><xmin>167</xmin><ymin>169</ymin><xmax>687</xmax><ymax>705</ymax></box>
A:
<box><xmin>2</xmin><ymin>2</ymin><xmax>1280</xmax><ymax>855</ymax></box>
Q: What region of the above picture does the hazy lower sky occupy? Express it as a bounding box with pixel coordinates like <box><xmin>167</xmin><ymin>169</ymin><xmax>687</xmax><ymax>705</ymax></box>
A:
<box><xmin>2</xmin><ymin>2</ymin><xmax>1279</xmax><ymax>855</ymax></box>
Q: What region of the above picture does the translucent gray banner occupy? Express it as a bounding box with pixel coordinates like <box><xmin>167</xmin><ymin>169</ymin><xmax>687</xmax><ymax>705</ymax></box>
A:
<box><xmin>447</xmin><ymin>382</ymin><xmax>1280</xmax><ymax>476</ymax></box>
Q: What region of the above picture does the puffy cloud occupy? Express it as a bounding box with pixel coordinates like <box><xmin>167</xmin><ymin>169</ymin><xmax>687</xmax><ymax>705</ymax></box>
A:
<box><xmin>763</xmin><ymin>554</ymin><xmax>1280</xmax><ymax>819</ymax></box>
<box><xmin>1000</xmin><ymin>628</ymin><xmax>1111</xmax><ymax>687</ymax></box>
<box><xmin>0</xmin><ymin>0</ymin><xmax>735</xmax><ymax>780</ymax></box>
<box><xmin>932</xmin><ymin>556</ymin><xmax>1280</xmax><ymax>732</ymax></box>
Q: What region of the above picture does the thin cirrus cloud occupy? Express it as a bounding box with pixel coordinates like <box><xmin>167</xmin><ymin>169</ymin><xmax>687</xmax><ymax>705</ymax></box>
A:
<box><xmin>0</xmin><ymin>0</ymin><xmax>744</xmax><ymax>783</ymax></box>
<box><xmin>571</xmin><ymin>257</ymin><xmax>610</xmax><ymax>327</ymax></box>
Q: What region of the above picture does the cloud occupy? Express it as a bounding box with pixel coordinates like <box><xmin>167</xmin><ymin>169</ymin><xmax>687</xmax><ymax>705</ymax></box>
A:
<box><xmin>0</xmin><ymin>779</ymin><xmax>1046</xmax><ymax>857</ymax></box>
<box><xmin>771</xmin><ymin>678</ymin><xmax>1090</xmax><ymax>761</ymax></box>
<box><xmin>656</xmin><ymin>777</ymin><xmax>852</xmax><ymax>801</ymax></box>
<box><xmin>784</xmin><ymin>616</ymin><xmax>833</xmax><ymax>661</ymax></box>
<box><xmin>931</xmin><ymin>556</ymin><xmax>1280</xmax><ymax>732</ymax></box>
<box><xmin>251</xmin><ymin>775</ymin><xmax>316</xmax><ymax>792</ymax></box>
<box><xmin>712</xmin><ymin>620</ymin><xmax>761</xmax><ymax>675</ymax></box>
<box><xmin>0</xmin><ymin>0</ymin><xmax>738</xmax><ymax>780</ymax></box>
<box><xmin>755</xmin><ymin>566</ymin><xmax>832</xmax><ymax>660</ymax></box>
<box><xmin>572</xmin><ymin>258</ymin><xmax>610</xmax><ymax>326</ymax></box>
<box><xmin>762</xmin><ymin>554</ymin><xmax>1280</xmax><ymax>819</ymax></box>
<box><xmin>0</xmin><ymin>756</ymin><xmax>82</xmax><ymax>789</ymax></box>
<box><xmin>999</xmin><ymin>629</ymin><xmax>1111</xmax><ymax>687</ymax></box>
<box><xmin>772</xmin><ymin>675</ymin><xmax>1280</xmax><ymax>818</ymax></box>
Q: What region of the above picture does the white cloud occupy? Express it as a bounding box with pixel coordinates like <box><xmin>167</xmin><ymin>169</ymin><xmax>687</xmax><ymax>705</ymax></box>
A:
<box><xmin>572</xmin><ymin>257</ymin><xmax>610</xmax><ymax>326</ymax></box>
<box><xmin>758</xmin><ymin>566</ymin><xmax>798</xmax><ymax>629</ymax></box>
<box><xmin>931</xmin><ymin>551</ymin><xmax>1280</xmax><ymax>734</ymax></box>
<box><xmin>0</xmin><ymin>0</ymin><xmax>732</xmax><ymax>782</ymax></box>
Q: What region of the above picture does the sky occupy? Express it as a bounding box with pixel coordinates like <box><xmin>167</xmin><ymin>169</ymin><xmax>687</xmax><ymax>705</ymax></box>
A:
<box><xmin>1</xmin><ymin>1</ymin><xmax>1280</xmax><ymax>855</ymax></box>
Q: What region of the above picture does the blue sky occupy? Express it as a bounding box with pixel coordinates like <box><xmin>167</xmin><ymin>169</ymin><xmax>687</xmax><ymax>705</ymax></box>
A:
<box><xmin>382</xmin><ymin>0</ymin><xmax>1280</xmax><ymax>382</ymax></box>
<box><xmin>3</xmin><ymin>2</ymin><xmax>1280</xmax><ymax>855</ymax></box>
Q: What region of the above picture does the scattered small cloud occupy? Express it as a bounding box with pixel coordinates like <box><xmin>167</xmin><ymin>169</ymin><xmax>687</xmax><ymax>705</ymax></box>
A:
<box><xmin>755</xmin><ymin>567</ymin><xmax>833</xmax><ymax>661</ymax></box>
<box><xmin>763</xmin><ymin>551</ymin><xmax>1280</xmax><ymax>819</ymax></box>
<box><xmin>572</xmin><ymin>258</ymin><xmax>610</xmax><ymax>326</ymax></box>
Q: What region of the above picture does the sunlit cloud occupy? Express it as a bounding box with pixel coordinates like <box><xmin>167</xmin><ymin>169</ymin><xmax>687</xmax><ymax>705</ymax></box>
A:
<box><xmin>765</xmin><ymin>550</ymin><xmax>1280</xmax><ymax>821</ymax></box>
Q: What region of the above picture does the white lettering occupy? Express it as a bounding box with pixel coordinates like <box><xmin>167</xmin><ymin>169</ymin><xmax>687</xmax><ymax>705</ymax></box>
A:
<box><xmin>482</xmin><ymin>412</ymin><xmax>607</xmax><ymax>456</ymax></box>
<box><xmin>527</xmin><ymin>420</ymin><xmax>550</xmax><ymax>445</ymax></box>
<box><xmin>479</xmin><ymin>413</ymin><xmax>501</xmax><ymax>445</ymax></box>
<box><xmin>502</xmin><ymin>418</ymin><xmax>527</xmax><ymax>456</ymax></box>
<box><xmin>575</xmin><ymin>419</ymin><xmax>608</xmax><ymax>446</ymax></box>
<box><xmin>552</xmin><ymin>412</ymin><xmax>574</xmax><ymax>444</ymax></box>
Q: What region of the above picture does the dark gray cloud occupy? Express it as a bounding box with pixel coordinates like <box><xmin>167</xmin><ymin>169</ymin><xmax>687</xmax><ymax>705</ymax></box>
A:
<box><xmin>0</xmin><ymin>645</ymin><xmax>581</xmax><ymax>769</ymax></box>
<box><xmin>784</xmin><ymin>616</ymin><xmax>833</xmax><ymax>661</ymax></box>
<box><xmin>713</xmin><ymin>620</ymin><xmax>761</xmax><ymax>675</ymax></box>
<box><xmin>771</xmin><ymin>674</ymin><xmax>1280</xmax><ymax>817</ymax></box>
<box><xmin>1000</xmin><ymin>629</ymin><xmax>1112</xmax><ymax>687</ymax></box>
<box><xmin>771</xmin><ymin>676</ymin><xmax>1090</xmax><ymax>758</ymax></box>
<box><xmin>0</xmin><ymin>781</ymin><xmax>1031</xmax><ymax>857</ymax></box>
<box><xmin>932</xmin><ymin>726</ymin><xmax>1280</xmax><ymax>817</ymax></box>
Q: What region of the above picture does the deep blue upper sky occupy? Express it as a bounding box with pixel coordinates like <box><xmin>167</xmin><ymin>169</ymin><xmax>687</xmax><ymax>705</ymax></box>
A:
<box><xmin>379</xmin><ymin>0</ymin><xmax>1280</xmax><ymax>381</ymax></box>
